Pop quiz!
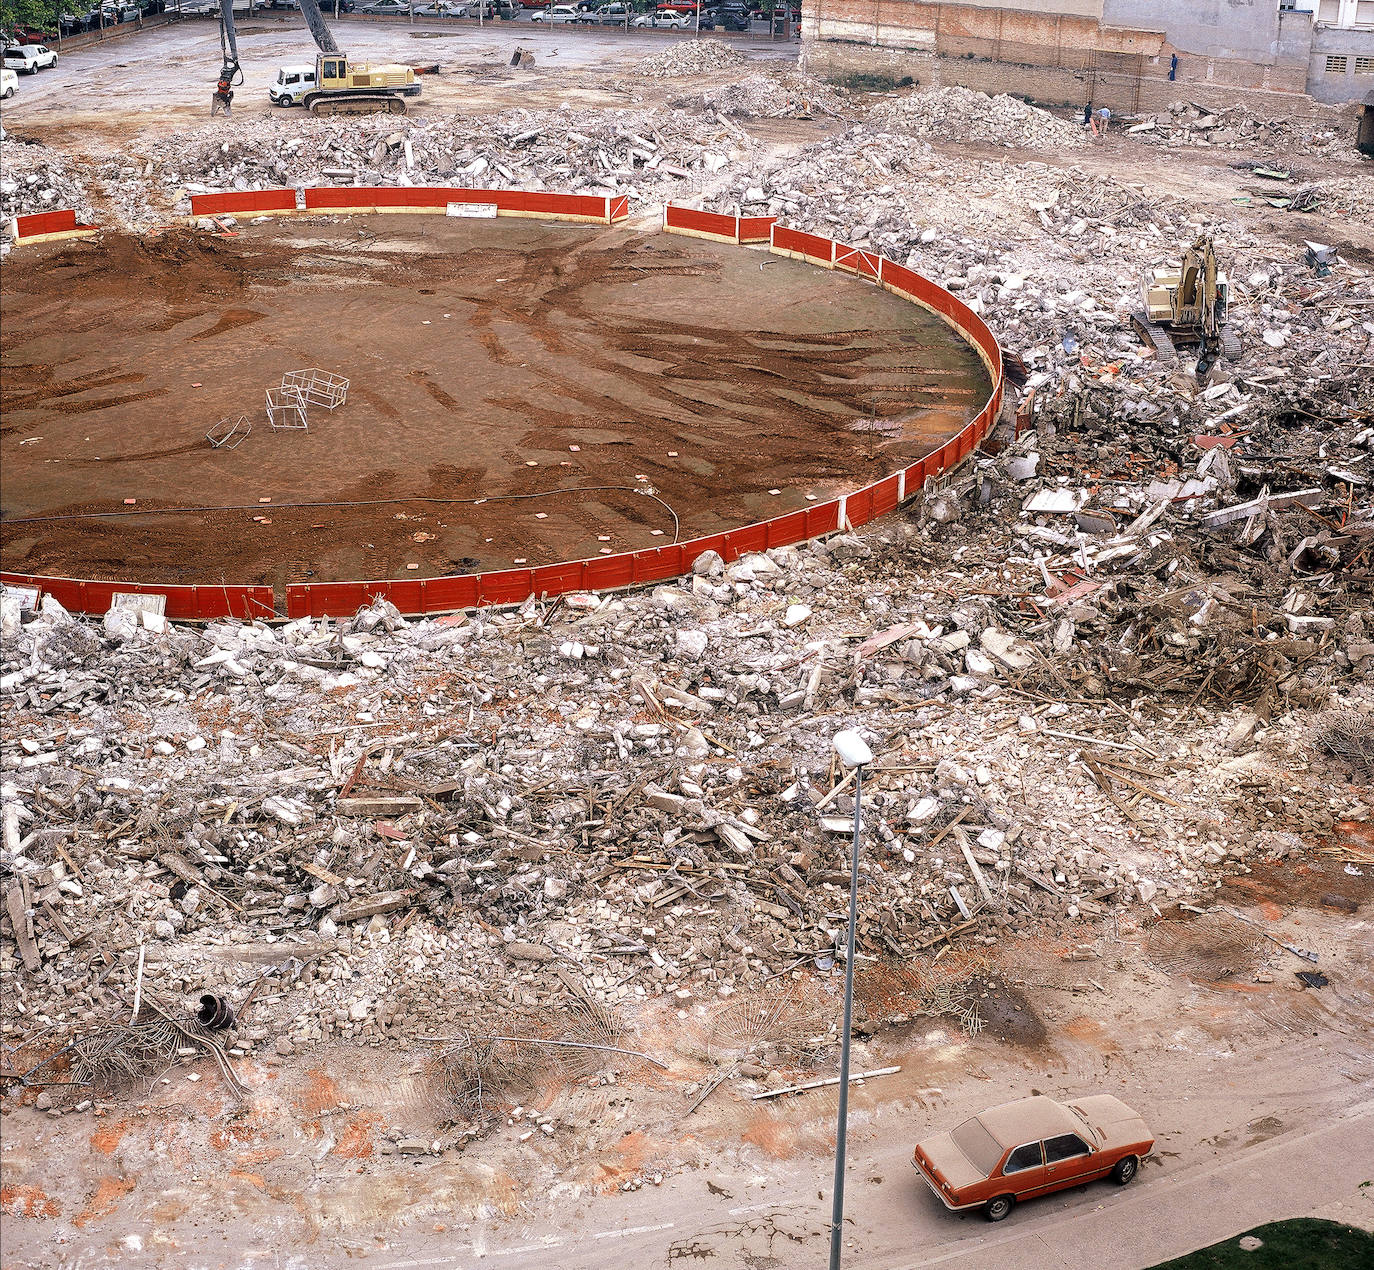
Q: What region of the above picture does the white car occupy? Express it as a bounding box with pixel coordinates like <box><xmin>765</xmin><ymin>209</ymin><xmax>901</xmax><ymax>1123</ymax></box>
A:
<box><xmin>1</xmin><ymin>66</ymin><xmax>18</xmax><ymax>98</ymax></box>
<box><xmin>531</xmin><ymin>3</ymin><xmax>578</xmax><ymax>18</ymax></box>
<box><xmin>3</xmin><ymin>45</ymin><xmax>59</xmax><ymax>74</ymax></box>
<box><xmin>360</xmin><ymin>0</ymin><xmax>407</xmax><ymax>12</ymax></box>
<box><xmin>633</xmin><ymin>10</ymin><xmax>688</xmax><ymax>25</ymax></box>
<box><xmin>268</xmin><ymin>64</ymin><xmax>317</xmax><ymax>105</ymax></box>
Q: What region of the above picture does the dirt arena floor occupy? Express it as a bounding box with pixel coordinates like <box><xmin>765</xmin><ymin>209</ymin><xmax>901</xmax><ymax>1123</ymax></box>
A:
<box><xmin>0</xmin><ymin>216</ymin><xmax>990</xmax><ymax>589</ymax></box>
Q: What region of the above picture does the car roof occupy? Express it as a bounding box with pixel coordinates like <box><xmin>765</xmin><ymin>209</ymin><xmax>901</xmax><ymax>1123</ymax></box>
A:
<box><xmin>975</xmin><ymin>1097</ymin><xmax>1083</xmax><ymax>1148</ymax></box>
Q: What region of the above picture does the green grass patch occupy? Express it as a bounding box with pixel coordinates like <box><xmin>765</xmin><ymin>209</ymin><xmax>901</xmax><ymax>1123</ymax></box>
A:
<box><xmin>1151</xmin><ymin>1218</ymin><xmax>1374</xmax><ymax>1270</ymax></box>
<box><xmin>835</xmin><ymin>73</ymin><xmax>914</xmax><ymax>93</ymax></box>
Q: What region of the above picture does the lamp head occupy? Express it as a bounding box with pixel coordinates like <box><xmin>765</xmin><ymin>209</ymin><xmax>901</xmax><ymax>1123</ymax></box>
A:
<box><xmin>832</xmin><ymin>730</ymin><xmax>873</xmax><ymax>768</ymax></box>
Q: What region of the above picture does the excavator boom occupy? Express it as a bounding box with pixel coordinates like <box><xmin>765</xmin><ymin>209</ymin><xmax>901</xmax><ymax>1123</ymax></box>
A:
<box><xmin>217</xmin><ymin>0</ymin><xmax>338</xmax><ymax>96</ymax></box>
<box><xmin>299</xmin><ymin>0</ymin><xmax>340</xmax><ymax>55</ymax></box>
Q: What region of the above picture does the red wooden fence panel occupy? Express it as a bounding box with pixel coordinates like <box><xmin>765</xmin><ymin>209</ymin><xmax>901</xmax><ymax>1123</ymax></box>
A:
<box><xmin>1</xmin><ymin>573</ymin><xmax>275</xmax><ymax>621</ymax></box>
<box><xmin>302</xmin><ymin>186</ymin><xmax>612</xmax><ymax>221</ymax></box>
<box><xmin>664</xmin><ymin>204</ymin><xmax>739</xmax><ymax>240</ymax></box>
<box><xmin>190</xmin><ymin>189</ymin><xmax>297</xmax><ymax>216</ymax></box>
<box><xmin>14</xmin><ymin>210</ymin><xmax>79</xmax><ymax>238</ymax></box>
<box><xmin>737</xmin><ymin>215</ymin><xmax>777</xmax><ymax>243</ymax></box>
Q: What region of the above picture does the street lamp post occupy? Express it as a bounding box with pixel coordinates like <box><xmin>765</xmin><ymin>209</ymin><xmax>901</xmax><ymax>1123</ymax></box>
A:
<box><xmin>828</xmin><ymin>729</ymin><xmax>873</xmax><ymax>1270</ymax></box>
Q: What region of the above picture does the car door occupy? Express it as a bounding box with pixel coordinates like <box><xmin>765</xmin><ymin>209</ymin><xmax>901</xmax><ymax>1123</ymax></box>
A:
<box><xmin>1040</xmin><ymin>1132</ymin><xmax>1100</xmax><ymax>1195</ymax></box>
<box><xmin>996</xmin><ymin>1141</ymin><xmax>1045</xmax><ymax>1199</ymax></box>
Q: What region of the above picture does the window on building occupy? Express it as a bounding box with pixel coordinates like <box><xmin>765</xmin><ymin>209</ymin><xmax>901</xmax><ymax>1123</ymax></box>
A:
<box><xmin>1356</xmin><ymin>56</ymin><xmax>1374</xmax><ymax>72</ymax></box>
<box><xmin>1325</xmin><ymin>54</ymin><xmax>1349</xmax><ymax>72</ymax></box>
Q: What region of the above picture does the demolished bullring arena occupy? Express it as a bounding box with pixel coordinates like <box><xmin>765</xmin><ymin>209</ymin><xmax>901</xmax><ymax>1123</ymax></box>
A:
<box><xmin>1</xmin><ymin>14</ymin><xmax>1371</xmax><ymax>1270</ymax></box>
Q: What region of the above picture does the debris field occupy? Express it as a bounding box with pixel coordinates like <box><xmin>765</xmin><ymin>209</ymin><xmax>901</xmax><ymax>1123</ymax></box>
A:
<box><xmin>0</xmin><ymin>38</ymin><xmax>1372</xmax><ymax>1262</ymax></box>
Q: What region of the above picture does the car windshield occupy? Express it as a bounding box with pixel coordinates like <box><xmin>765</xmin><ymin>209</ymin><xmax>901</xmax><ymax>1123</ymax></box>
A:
<box><xmin>949</xmin><ymin>1116</ymin><xmax>1003</xmax><ymax>1177</ymax></box>
<box><xmin>1067</xmin><ymin>1105</ymin><xmax>1100</xmax><ymax>1144</ymax></box>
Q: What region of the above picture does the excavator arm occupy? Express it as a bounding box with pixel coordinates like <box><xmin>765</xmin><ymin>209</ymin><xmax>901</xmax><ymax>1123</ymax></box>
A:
<box><xmin>215</xmin><ymin>0</ymin><xmax>339</xmax><ymax>110</ymax></box>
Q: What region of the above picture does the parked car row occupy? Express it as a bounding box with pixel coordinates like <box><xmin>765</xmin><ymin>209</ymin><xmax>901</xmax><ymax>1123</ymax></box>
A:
<box><xmin>337</xmin><ymin>0</ymin><xmax>796</xmax><ymax>24</ymax></box>
<box><xmin>56</xmin><ymin>1</ymin><xmax>167</xmax><ymax>35</ymax></box>
<box><xmin>3</xmin><ymin>43</ymin><xmax>59</xmax><ymax>73</ymax></box>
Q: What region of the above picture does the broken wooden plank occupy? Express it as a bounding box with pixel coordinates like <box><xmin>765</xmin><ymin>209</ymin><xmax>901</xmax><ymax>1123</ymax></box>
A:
<box><xmin>957</xmin><ymin>831</ymin><xmax>996</xmax><ymax>904</ymax></box>
<box><xmin>6</xmin><ymin>881</ymin><xmax>41</xmax><ymax>972</ymax></box>
<box><xmin>336</xmin><ymin>795</ymin><xmax>423</xmax><ymax>817</ymax></box>
<box><xmin>327</xmin><ymin>890</ymin><xmax>411</xmax><ymax>924</ymax></box>
<box><xmin>752</xmin><ymin>1066</ymin><xmax>901</xmax><ymax>1100</ymax></box>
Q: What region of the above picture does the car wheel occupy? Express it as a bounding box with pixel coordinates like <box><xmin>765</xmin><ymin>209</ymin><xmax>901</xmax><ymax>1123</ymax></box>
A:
<box><xmin>1111</xmin><ymin>1156</ymin><xmax>1139</xmax><ymax>1186</ymax></box>
<box><xmin>984</xmin><ymin>1195</ymin><xmax>1015</xmax><ymax>1222</ymax></box>
<box><xmin>50</xmin><ymin>55</ymin><xmax>58</xmax><ymax>66</ymax></box>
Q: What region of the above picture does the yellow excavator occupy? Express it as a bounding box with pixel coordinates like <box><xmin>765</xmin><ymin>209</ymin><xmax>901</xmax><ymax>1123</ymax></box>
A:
<box><xmin>1131</xmin><ymin>235</ymin><xmax>1242</xmax><ymax>375</ymax></box>
<box><xmin>215</xmin><ymin>0</ymin><xmax>420</xmax><ymax>117</ymax></box>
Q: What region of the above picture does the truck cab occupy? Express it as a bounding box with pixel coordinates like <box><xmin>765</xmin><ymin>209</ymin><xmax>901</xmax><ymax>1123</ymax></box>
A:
<box><xmin>269</xmin><ymin>64</ymin><xmax>317</xmax><ymax>105</ymax></box>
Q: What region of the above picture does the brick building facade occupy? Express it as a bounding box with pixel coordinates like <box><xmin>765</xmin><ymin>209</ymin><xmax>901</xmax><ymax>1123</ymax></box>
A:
<box><xmin>801</xmin><ymin>0</ymin><xmax>1374</xmax><ymax>113</ymax></box>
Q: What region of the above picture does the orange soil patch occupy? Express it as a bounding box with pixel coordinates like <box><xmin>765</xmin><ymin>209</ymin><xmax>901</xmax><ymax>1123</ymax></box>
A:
<box><xmin>1062</xmin><ymin>1016</ymin><xmax>1120</xmax><ymax>1051</ymax></box>
<box><xmin>612</xmin><ymin>1130</ymin><xmax>649</xmax><ymax>1169</ymax></box>
<box><xmin>73</xmin><ymin>1174</ymin><xmax>135</xmax><ymax>1227</ymax></box>
<box><xmin>741</xmin><ymin>1114</ymin><xmax>799</xmax><ymax>1161</ymax></box>
<box><xmin>90</xmin><ymin>1119</ymin><xmax>130</xmax><ymax>1155</ymax></box>
<box><xmin>295</xmin><ymin>1067</ymin><xmax>344</xmax><ymax>1117</ymax></box>
<box><xmin>332</xmin><ymin>1112</ymin><xmax>381</xmax><ymax>1160</ymax></box>
<box><xmin>1</xmin><ymin>1184</ymin><xmax>61</xmax><ymax>1219</ymax></box>
<box><xmin>1257</xmin><ymin>900</ymin><xmax>1283</xmax><ymax>922</ymax></box>
<box><xmin>488</xmin><ymin>1169</ymin><xmax>521</xmax><ymax>1218</ymax></box>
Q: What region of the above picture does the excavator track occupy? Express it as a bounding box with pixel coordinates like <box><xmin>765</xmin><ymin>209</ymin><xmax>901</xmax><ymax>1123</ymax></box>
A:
<box><xmin>306</xmin><ymin>93</ymin><xmax>406</xmax><ymax>116</ymax></box>
<box><xmin>1131</xmin><ymin>312</ymin><xmax>1176</xmax><ymax>365</ymax></box>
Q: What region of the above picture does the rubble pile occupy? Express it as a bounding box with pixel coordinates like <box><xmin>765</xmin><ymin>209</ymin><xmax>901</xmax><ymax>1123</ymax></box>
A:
<box><xmin>866</xmin><ymin>85</ymin><xmax>1086</xmax><ymax>150</ymax></box>
<box><xmin>0</xmin><ymin>136</ymin><xmax>93</xmax><ymax>226</ymax></box>
<box><xmin>706</xmin><ymin>125</ymin><xmax>1372</xmax><ymax>426</ymax></box>
<box><xmin>95</xmin><ymin>107</ymin><xmax>759</xmax><ymax>226</ymax></box>
<box><xmin>631</xmin><ymin>38</ymin><xmax>746</xmax><ymax>79</ymax></box>
<box><xmin>3</xmin><ymin>499</ymin><xmax>1368</xmax><ymax>1066</ymax></box>
<box><xmin>1125</xmin><ymin>99</ymin><xmax>1361</xmax><ymax>159</ymax></box>
<box><xmin>673</xmin><ymin>69</ymin><xmax>852</xmax><ymax>120</ymax></box>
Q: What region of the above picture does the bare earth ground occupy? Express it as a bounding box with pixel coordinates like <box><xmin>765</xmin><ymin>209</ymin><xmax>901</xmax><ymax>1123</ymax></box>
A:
<box><xmin>2</xmin><ymin>21</ymin><xmax>1372</xmax><ymax>1270</ymax></box>
<box><xmin>0</xmin><ymin>216</ymin><xmax>982</xmax><ymax>587</ymax></box>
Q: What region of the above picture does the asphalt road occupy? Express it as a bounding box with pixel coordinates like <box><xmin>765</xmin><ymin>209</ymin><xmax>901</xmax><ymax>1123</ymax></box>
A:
<box><xmin>352</xmin><ymin>1100</ymin><xmax>1373</xmax><ymax>1270</ymax></box>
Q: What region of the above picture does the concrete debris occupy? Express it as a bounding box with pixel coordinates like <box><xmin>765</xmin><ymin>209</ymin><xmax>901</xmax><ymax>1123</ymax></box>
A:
<box><xmin>866</xmin><ymin>86</ymin><xmax>1087</xmax><ymax>150</ymax></box>
<box><xmin>4</xmin><ymin>472</ymin><xmax>1368</xmax><ymax>1073</ymax></box>
<box><xmin>0</xmin><ymin>137</ymin><xmax>94</xmax><ymax>226</ymax></box>
<box><xmin>673</xmin><ymin>69</ymin><xmax>851</xmax><ymax>121</ymax></box>
<box><xmin>631</xmin><ymin>39</ymin><xmax>746</xmax><ymax>79</ymax></box>
<box><xmin>91</xmin><ymin>109</ymin><xmax>763</xmax><ymax>229</ymax></box>
<box><xmin>1126</xmin><ymin>98</ymin><xmax>1363</xmax><ymax>161</ymax></box>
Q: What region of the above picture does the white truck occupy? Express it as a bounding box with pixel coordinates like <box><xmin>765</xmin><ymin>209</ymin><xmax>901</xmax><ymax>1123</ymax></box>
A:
<box><xmin>268</xmin><ymin>64</ymin><xmax>317</xmax><ymax>104</ymax></box>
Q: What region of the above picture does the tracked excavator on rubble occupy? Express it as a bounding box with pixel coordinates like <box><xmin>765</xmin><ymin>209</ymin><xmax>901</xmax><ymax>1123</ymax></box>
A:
<box><xmin>1131</xmin><ymin>235</ymin><xmax>1242</xmax><ymax>376</ymax></box>
<box><xmin>215</xmin><ymin>0</ymin><xmax>420</xmax><ymax>117</ymax></box>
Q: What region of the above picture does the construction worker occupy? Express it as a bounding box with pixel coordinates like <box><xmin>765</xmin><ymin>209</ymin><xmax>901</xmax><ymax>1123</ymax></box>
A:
<box><xmin>211</xmin><ymin>73</ymin><xmax>234</xmax><ymax>117</ymax></box>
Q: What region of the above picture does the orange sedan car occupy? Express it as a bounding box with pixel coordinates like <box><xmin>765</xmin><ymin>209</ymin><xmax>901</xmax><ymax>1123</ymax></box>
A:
<box><xmin>912</xmin><ymin>1094</ymin><xmax>1154</xmax><ymax>1222</ymax></box>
